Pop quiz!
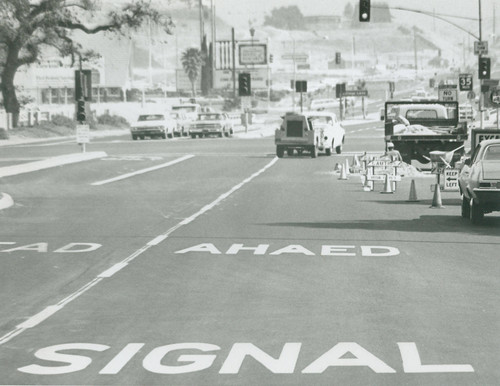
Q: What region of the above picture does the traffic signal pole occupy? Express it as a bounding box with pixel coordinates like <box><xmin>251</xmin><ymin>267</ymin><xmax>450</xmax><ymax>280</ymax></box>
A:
<box><xmin>478</xmin><ymin>0</ymin><xmax>484</xmax><ymax>130</ymax></box>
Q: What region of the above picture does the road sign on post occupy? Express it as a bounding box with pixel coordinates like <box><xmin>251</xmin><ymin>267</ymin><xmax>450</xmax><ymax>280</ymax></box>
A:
<box><xmin>474</xmin><ymin>41</ymin><xmax>488</xmax><ymax>55</ymax></box>
<box><xmin>459</xmin><ymin>73</ymin><xmax>473</xmax><ymax>91</ymax></box>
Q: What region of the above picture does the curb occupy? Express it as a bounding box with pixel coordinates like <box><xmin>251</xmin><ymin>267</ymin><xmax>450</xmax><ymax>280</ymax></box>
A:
<box><xmin>0</xmin><ymin>192</ymin><xmax>14</xmax><ymax>210</ymax></box>
<box><xmin>0</xmin><ymin>151</ymin><xmax>108</xmax><ymax>178</ymax></box>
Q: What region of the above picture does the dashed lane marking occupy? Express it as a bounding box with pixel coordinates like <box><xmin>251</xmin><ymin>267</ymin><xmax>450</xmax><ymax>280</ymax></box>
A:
<box><xmin>0</xmin><ymin>157</ymin><xmax>279</xmax><ymax>346</ymax></box>
<box><xmin>91</xmin><ymin>154</ymin><xmax>195</xmax><ymax>186</ymax></box>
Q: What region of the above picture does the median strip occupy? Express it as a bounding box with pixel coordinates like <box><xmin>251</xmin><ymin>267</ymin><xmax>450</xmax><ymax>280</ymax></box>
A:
<box><xmin>91</xmin><ymin>154</ymin><xmax>195</xmax><ymax>186</ymax></box>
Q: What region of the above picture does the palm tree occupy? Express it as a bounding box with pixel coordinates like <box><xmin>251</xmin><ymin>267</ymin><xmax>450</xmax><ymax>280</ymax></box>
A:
<box><xmin>181</xmin><ymin>48</ymin><xmax>204</xmax><ymax>97</ymax></box>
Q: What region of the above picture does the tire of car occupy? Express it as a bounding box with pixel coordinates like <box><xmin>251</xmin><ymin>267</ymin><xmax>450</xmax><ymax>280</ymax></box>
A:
<box><xmin>287</xmin><ymin>148</ymin><xmax>294</xmax><ymax>156</ymax></box>
<box><xmin>161</xmin><ymin>133</ymin><xmax>166</xmax><ymax>139</ymax></box>
<box><xmin>132</xmin><ymin>135</ymin><xmax>137</xmax><ymax>140</ymax></box>
<box><xmin>311</xmin><ymin>144</ymin><xmax>318</xmax><ymax>158</ymax></box>
<box><xmin>139</xmin><ymin>135</ymin><xmax>145</xmax><ymax>140</ymax></box>
<box><xmin>469</xmin><ymin>198</ymin><xmax>484</xmax><ymax>224</ymax></box>
<box><xmin>276</xmin><ymin>145</ymin><xmax>284</xmax><ymax>158</ymax></box>
<box><xmin>167</xmin><ymin>133</ymin><xmax>173</xmax><ymax>139</ymax></box>
<box><xmin>336</xmin><ymin>137</ymin><xmax>344</xmax><ymax>154</ymax></box>
<box><xmin>461</xmin><ymin>195</ymin><xmax>470</xmax><ymax>218</ymax></box>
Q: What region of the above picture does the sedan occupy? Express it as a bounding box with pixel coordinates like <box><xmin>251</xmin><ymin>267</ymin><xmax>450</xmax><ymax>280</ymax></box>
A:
<box><xmin>189</xmin><ymin>112</ymin><xmax>234</xmax><ymax>138</ymax></box>
<box><xmin>130</xmin><ymin>113</ymin><xmax>176</xmax><ymax>140</ymax></box>
<box><xmin>458</xmin><ymin>139</ymin><xmax>500</xmax><ymax>223</ymax></box>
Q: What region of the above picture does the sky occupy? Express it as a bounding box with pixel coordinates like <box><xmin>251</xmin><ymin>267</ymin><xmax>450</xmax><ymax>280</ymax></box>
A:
<box><xmin>212</xmin><ymin>0</ymin><xmax>495</xmax><ymax>30</ymax></box>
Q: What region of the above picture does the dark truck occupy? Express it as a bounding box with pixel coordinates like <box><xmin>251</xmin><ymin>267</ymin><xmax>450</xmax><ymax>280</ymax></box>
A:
<box><xmin>384</xmin><ymin>101</ymin><xmax>467</xmax><ymax>164</ymax></box>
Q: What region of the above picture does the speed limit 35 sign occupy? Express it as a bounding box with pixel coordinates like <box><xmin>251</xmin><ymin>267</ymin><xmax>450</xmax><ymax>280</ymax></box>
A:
<box><xmin>459</xmin><ymin>73</ymin><xmax>473</xmax><ymax>91</ymax></box>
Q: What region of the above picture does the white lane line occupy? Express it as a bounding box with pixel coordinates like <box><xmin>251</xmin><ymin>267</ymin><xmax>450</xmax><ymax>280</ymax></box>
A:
<box><xmin>91</xmin><ymin>154</ymin><xmax>195</xmax><ymax>186</ymax></box>
<box><xmin>0</xmin><ymin>156</ymin><xmax>279</xmax><ymax>346</ymax></box>
<box><xmin>17</xmin><ymin>305</ymin><xmax>63</xmax><ymax>329</ymax></box>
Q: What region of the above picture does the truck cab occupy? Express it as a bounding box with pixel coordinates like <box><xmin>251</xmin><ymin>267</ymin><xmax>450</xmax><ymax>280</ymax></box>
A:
<box><xmin>275</xmin><ymin>112</ymin><xmax>345</xmax><ymax>158</ymax></box>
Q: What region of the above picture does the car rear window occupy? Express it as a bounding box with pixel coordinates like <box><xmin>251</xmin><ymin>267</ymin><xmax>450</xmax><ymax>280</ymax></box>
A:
<box><xmin>484</xmin><ymin>145</ymin><xmax>500</xmax><ymax>160</ymax></box>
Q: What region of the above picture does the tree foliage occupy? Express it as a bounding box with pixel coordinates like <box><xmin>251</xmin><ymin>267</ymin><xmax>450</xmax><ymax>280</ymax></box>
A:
<box><xmin>0</xmin><ymin>0</ymin><xmax>174</xmax><ymax>126</ymax></box>
<box><xmin>181</xmin><ymin>47</ymin><xmax>204</xmax><ymax>97</ymax></box>
<box><xmin>263</xmin><ymin>6</ymin><xmax>305</xmax><ymax>30</ymax></box>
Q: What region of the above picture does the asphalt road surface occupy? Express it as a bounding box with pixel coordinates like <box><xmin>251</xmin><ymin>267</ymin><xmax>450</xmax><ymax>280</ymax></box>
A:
<box><xmin>0</xmin><ymin>126</ymin><xmax>499</xmax><ymax>385</ymax></box>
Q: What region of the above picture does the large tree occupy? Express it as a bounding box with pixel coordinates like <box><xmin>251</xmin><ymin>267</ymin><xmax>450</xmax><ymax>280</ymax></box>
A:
<box><xmin>181</xmin><ymin>47</ymin><xmax>204</xmax><ymax>97</ymax></box>
<box><xmin>263</xmin><ymin>6</ymin><xmax>305</xmax><ymax>30</ymax></box>
<box><xmin>0</xmin><ymin>0</ymin><xmax>174</xmax><ymax>127</ymax></box>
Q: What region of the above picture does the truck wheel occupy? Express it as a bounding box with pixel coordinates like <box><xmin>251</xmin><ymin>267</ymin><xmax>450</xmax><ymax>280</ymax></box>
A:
<box><xmin>461</xmin><ymin>195</ymin><xmax>470</xmax><ymax>218</ymax></box>
<box><xmin>277</xmin><ymin>146</ymin><xmax>284</xmax><ymax>158</ymax></box>
<box><xmin>335</xmin><ymin>140</ymin><xmax>343</xmax><ymax>154</ymax></box>
<box><xmin>287</xmin><ymin>148</ymin><xmax>294</xmax><ymax>156</ymax></box>
<box><xmin>311</xmin><ymin>145</ymin><xmax>318</xmax><ymax>158</ymax></box>
<box><xmin>325</xmin><ymin>142</ymin><xmax>333</xmax><ymax>156</ymax></box>
<box><xmin>469</xmin><ymin>198</ymin><xmax>484</xmax><ymax>224</ymax></box>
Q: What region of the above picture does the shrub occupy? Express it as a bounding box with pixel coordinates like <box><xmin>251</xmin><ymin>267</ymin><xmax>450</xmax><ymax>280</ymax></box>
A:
<box><xmin>97</xmin><ymin>113</ymin><xmax>129</xmax><ymax>127</ymax></box>
<box><xmin>51</xmin><ymin>114</ymin><xmax>76</xmax><ymax>129</ymax></box>
<box><xmin>0</xmin><ymin>128</ymin><xmax>9</xmax><ymax>140</ymax></box>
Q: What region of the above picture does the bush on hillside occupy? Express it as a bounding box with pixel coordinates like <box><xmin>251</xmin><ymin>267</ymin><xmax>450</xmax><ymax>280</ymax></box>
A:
<box><xmin>97</xmin><ymin>113</ymin><xmax>129</xmax><ymax>127</ymax></box>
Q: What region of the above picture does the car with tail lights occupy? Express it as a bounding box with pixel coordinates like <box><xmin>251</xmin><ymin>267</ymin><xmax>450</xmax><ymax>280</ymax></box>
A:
<box><xmin>458</xmin><ymin>139</ymin><xmax>500</xmax><ymax>223</ymax></box>
<box><xmin>130</xmin><ymin>113</ymin><xmax>176</xmax><ymax>140</ymax></box>
<box><xmin>275</xmin><ymin>111</ymin><xmax>345</xmax><ymax>158</ymax></box>
<box><xmin>169</xmin><ymin>111</ymin><xmax>191</xmax><ymax>137</ymax></box>
<box><xmin>189</xmin><ymin>112</ymin><xmax>234</xmax><ymax>138</ymax></box>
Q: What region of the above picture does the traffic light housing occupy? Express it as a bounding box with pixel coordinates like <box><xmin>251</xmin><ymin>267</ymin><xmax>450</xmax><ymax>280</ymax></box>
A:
<box><xmin>238</xmin><ymin>73</ymin><xmax>251</xmax><ymax>96</ymax></box>
<box><xmin>478</xmin><ymin>57</ymin><xmax>491</xmax><ymax>79</ymax></box>
<box><xmin>335</xmin><ymin>52</ymin><xmax>341</xmax><ymax>65</ymax></box>
<box><xmin>359</xmin><ymin>0</ymin><xmax>370</xmax><ymax>22</ymax></box>
<box><xmin>76</xmin><ymin>100</ymin><xmax>86</xmax><ymax>122</ymax></box>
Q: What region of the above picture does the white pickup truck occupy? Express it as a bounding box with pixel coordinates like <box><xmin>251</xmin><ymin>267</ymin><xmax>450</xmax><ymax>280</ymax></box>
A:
<box><xmin>275</xmin><ymin>112</ymin><xmax>345</xmax><ymax>158</ymax></box>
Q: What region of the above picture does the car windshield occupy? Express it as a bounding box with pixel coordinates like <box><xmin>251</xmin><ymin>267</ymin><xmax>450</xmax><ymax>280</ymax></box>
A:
<box><xmin>198</xmin><ymin>114</ymin><xmax>221</xmax><ymax>120</ymax></box>
<box><xmin>483</xmin><ymin>144</ymin><xmax>500</xmax><ymax>160</ymax></box>
<box><xmin>138</xmin><ymin>114</ymin><xmax>164</xmax><ymax>121</ymax></box>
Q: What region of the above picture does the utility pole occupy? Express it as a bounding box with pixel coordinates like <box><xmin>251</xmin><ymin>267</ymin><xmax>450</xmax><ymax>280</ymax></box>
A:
<box><xmin>413</xmin><ymin>28</ymin><xmax>418</xmax><ymax>80</ymax></box>
<box><xmin>199</xmin><ymin>0</ymin><xmax>204</xmax><ymax>48</ymax></box>
<box><xmin>232</xmin><ymin>27</ymin><xmax>236</xmax><ymax>99</ymax></box>
<box><xmin>479</xmin><ymin>0</ymin><xmax>483</xmax><ymax>130</ymax></box>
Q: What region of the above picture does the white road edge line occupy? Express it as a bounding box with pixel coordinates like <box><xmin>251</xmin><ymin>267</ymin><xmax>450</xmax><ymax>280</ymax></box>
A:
<box><xmin>0</xmin><ymin>156</ymin><xmax>279</xmax><ymax>346</ymax></box>
<box><xmin>91</xmin><ymin>154</ymin><xmax>195</xmax><ymax>186</ymax></box>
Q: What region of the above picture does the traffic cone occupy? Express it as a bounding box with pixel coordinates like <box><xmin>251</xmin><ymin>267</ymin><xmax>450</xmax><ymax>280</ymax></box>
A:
<box><xmin>353</xmin><ymin>154</ymin><xmax>361</xmax><ymax>168</ymax></box>
<box><xmin>338</xmin><ymin>163</ymin><xmax>348</xmax><ymax>180</ymax></box>
<box><xmin>430</xmin><ymin>184</ymin><xmax>444</xmax><ymax>208</ymax></box>
<box><xmin>406</xmin><ymin>179</ymin><xmax>419</xmax><ymax>202</ymax></box>
<box><xmin>344</xmin><ymin>158</ymin><xmax>351</xmax><ymax>175</ymax></box>
<box><xmin>363</xmin><ymin>174</ymin><xmax>373</xmax><ymax>191</ymax></box>
<box><xmin>380</xmin><ymin>174</ymin><xmax>393</xmax><ymax>194</ymax></box>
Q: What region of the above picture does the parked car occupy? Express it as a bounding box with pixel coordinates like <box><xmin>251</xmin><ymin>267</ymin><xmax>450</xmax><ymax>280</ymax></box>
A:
<box><xmin>169</xmin><ymin>111</ymin><xmax>191</xmax><ymax>137</ymax></box>
<box><xmin>189</xmin><ymin>112</ymin><xmax>234</xmax><ymax>138</ymax></box>
<box><xmin>130</xmin><ymin>113</ymin><xmax>176</xmax><ymax>140</ymax></box>
<box><xmin>458</xmin><ymin>139</ymin><xmax>500</xmax><ymax>223</ymax></box>
<box><xmin>275</xmin><ymin>111</ymin><xmax>345</xmax><ymax>158</ymax></box>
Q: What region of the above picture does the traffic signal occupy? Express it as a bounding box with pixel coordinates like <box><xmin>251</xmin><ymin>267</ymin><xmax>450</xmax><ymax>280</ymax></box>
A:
<box><xmin>76</xmin><ymin>100</ymin><xmax>86</xmax><ymax>122</ymax></box>
<box><xmin>478</xmin><ymin>57</ymin><xmax>491</xmax><ymax>79</ymax></box>
<box><xmin>335</xmin><ymin>52</ymin><xmax>341</xmax><ymax>65</ymax></box>
<box><xmin>359</xmin><ymin>0</ymin><xmax>370</xmax><ymax>22</ymax></box>
<box><xmin>238</xmin><ymin>73</ymin><xmax>251</xmax><ymax>96</ymax></box>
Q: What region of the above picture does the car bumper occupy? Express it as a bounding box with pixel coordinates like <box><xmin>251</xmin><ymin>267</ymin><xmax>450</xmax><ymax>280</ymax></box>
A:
<box><xmin>472</xmin><ymin>188</ymin><xmax>500</xmax><ymax>210</ymax></box>
<box><xmin>130</xmin><ymin>129</ymin><xmax>164</xmax><ymax>136</ymax></box>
